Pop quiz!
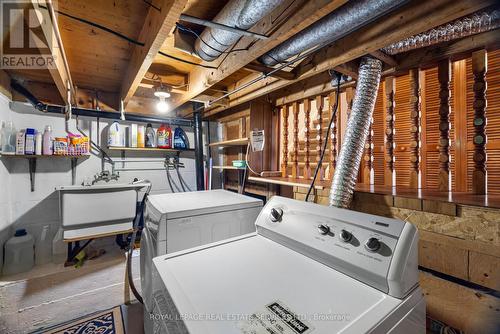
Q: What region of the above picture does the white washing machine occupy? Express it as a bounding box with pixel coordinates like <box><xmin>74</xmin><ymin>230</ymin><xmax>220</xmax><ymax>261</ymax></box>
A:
<box><xmin>150</xmin><ymin>196</ymin><xmax>425</xmax><ymax>334</ymax></box>
<box><xmin>141</xmin><ymin>189</ymin><xmax>263</xmax><ymax>332</ymax></box>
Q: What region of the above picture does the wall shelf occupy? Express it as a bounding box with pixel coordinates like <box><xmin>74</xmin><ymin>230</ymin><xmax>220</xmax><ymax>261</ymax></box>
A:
<box><xmin>213</xmin><ymin>165</ymin><xmax>246</xmax><ymax>170</ymax></box>
<box><xmin>248</xmin><ymin>176</ymin><xmax>325</xmax><ymax>190</ymax></box>
<box><xmin>209</xmin><ymin>138</ymin><xmax>248</xmax><ymax>147</ymax></box>
<box><xmin>0</xmin><ymin>154</ymin><xmax>90</xmax><ymax>191</ymax></box>
<box><xmin>107</xmin><ymin>146</ymin><xmax>194</xmax><ymax>153</ymax></box>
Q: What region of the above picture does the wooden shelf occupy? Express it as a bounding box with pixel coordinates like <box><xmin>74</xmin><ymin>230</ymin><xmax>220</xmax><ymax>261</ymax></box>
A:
<box><xmin>0</xmin><ymin>154</ymin><xmax>90</xmax><ymax>159</ymax></box>
<box><xmin>213</xmin><ymin>165</ymin><xmax>246</xmax><ymax>170</ymax></box>
<box><xmin>248</xmin><ymin>176</ymin><xmax>325</xmax><ymax>190</ymax></box>
<box><xmin>209</xmin><ymin>138</ymin><xmax>248</xmax><ymax>147</ymax></box>
<box><xmin>107</xmin><ymin>146</ymin><xmax>193</xmax><ymax>152</ymax></box>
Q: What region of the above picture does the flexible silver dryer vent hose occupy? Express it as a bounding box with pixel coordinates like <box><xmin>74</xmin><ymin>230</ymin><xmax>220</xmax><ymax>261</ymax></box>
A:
<box><xmin>329</xmin><ymin>57</ymin><xmax>382</xmax><ymax>208</ymax></box>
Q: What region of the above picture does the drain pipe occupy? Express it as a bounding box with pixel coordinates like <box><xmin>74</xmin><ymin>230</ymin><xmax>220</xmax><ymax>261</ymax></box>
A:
<box><xmin>329</xmin><ymin>57</ymin><xmax>382</xmax><ymax>208</ymax></box>
<box><xmin>193</xmin><ymin>102</ymin><xmax>205</xmax><ymax>190</ymax></box>
<box><xmin>259</xmin><ymin>0</ymin><xmax>409</xmax><ymax>66</ymax></box>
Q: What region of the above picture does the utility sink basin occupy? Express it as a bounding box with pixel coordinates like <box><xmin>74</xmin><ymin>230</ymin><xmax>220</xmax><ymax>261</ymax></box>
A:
<box><xmin>56</xmin><ymin>182</ymin><xmax>149</xmax><ymax>240</ymax></box>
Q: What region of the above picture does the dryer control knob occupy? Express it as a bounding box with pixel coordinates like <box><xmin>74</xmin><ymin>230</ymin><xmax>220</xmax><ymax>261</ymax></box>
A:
<box><xmin>317</xmin><ymin>224</ymin><xmax>330</xmax><ymax>235</ymax></box>
<box><xmin>339</xmin><ymin>229</ymin><xmax>352</xmax><ymax>242</ymax></box>
<box><xmin>269</xmin><ymin>208</ymin><xmax>283</xmax><ymax>222</ymax></box>
<box><xmin>365</xmin><ymin>237</ymin><xmax>381</xmax><ymax>252</ymax></box>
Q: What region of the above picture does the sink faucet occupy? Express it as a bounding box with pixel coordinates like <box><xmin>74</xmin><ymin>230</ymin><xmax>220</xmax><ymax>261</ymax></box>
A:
<box><xmin>91</xmin><ymin>170</ymin><xmax>120</xmax><ymax>185</ymax></box>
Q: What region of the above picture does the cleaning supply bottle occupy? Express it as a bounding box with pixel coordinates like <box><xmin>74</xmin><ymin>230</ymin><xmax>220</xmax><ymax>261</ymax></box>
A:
<box><xmin>1</xmin><ymin>121</ymin><xmax>16</xmax><ymax>154</ymax></box>
<box><xmin>108</xmin><ymin>121</ymin><xmax>122</xmax><ymax>147</ymax></box>
<box><xmin>157</xmin><ymin>124</ymin><xmax>172</xmax><ymax>149</ymax></box>
<box><xmin>2</xmin><ymin>229</ymin><xmax>34</xmax><ymax>276</ymax></box>
<box><xmin>137</xmin><ymin>125</ymin><xmax>145</xmax><ymax>148</ymax></box>
<box><xmin>42</xmin><ymin>125</ymin><xmax>53</xmax><ymax>155</ymax></box>
<box><xmin>25</xmin><ymin>128</ymin><xmax>36</xmax><ymax>155</ymax></box>
<box><xmin>174</xmin><ymin>126</ymin><xmax>189</xmax><ymax>149</ymax></box>
<box><xmin>35</xmin><ymin>131</ymin><xmax>42</xmax><ymax>155</ymax></box>
<box><xmin>16</xmin><ymin>129</ymin><xmax>26</xmax><ymax>155</ymax></box>
<box><xmin>145</xmin><ymin>123</ymin><xmax>156</xmax><ymax>147</ymax></box>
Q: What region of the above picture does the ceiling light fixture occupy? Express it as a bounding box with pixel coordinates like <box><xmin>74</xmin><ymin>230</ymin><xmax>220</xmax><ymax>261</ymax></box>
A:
<box><xmin>154</xmin><ymin>85</ymin><xmax>171</xmax><ymax>113</ymax></box>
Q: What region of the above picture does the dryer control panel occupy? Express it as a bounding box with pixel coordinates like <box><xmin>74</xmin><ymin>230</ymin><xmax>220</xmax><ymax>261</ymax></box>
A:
<box><xmin>255</xmin><ymin>196</ymin><xmax>419</xmax><ymax>298</ymax></box>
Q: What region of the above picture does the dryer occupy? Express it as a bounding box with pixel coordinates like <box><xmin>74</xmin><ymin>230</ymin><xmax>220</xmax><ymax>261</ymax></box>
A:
<box><xmin>141</xmin><ymin>190</ymin><xmax>263</xmax><ymax>332</ymax></box>
<box><xmin>150</xmin><ymin>196</ymin><xmax>425</xmax><ymax>333</ymax></box>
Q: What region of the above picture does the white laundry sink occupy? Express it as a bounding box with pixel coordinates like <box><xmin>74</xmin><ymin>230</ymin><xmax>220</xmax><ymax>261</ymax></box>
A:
<box><xmin>56</xmin><ymin>182</ymin><xmax>149</xmax><ymax>240</ymax></box>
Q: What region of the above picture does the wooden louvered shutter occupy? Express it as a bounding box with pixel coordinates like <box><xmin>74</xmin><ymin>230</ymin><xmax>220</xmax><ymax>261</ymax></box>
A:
<box><xmin>394</xmin><ymin>74</ymin><xmax>412</xmax><ymax>187</ymax></box>
<box><xmin>372</xmin><ymin>85</ymin><xmax>385</xmax><ymax>185</ymax></box>
<box><xmin>485</xmin><ymin>49</ymin><xmax>500</xmax><ymax>194</ymax></box>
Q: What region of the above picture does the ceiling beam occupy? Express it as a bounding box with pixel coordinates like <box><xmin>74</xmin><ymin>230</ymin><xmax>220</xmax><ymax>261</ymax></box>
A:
<box><xmin>197</xmin><ymin>0</ymin><xmax>496</xmax><ymax>118</ymax></box>
<box><xmin>244</xmin><ymin>62</ymin><xmax>296</xmax><ymax>81</ymax></box>
<box><xmin>120</xmin><ymin>0</ymin><xmax>188</xmax><ymax>106</ymax></box>
<box><xmin>170</xmin><ymin>0</ymin><xmax>349</xmax><ymax>112</ymax></box>
<box><xmin>369</xmin><ymin>50</ymin><xmax>398</xmax><ymax>67</ymax></box>
<box><xmin>30</xmin><ymin>0</ymin><xmax>75</xmax><ymax>105</ymax></box>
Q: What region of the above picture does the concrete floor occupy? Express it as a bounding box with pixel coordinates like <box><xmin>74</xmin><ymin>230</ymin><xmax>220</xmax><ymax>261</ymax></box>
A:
<box><xmin>0</xmin><ymin>243</ymin><xmax>141</xmax><ymax>333</ymax></box>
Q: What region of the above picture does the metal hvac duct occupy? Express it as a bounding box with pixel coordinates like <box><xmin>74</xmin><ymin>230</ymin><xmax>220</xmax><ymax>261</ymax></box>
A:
<box><xmin>194</xmin><ymin>0</ymin><xmax>284</xmax><ymax>61</ymax></box>
<box><xmin>329</xmin><ymin>57</ymin><xmax>382</xmax><ymax>208</ymax></box>
<box><xmin>259</xmin><ymin>0</ymin><xmax>409</xmax><ymax>66</ymax></box>
<box><xmin>382</xmin><ymin>8</ymin><xmax>500</xmax><ymax>55</ymax></box>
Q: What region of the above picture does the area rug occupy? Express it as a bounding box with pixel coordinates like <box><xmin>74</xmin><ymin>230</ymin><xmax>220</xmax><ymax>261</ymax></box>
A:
<box><xmin>38</xmin><ymin>307</ymin><xmax>124</xmax><ymax>334</ymax></box>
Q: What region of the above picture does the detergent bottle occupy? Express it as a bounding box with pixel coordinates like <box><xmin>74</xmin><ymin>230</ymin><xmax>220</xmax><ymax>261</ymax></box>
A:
<box><xmin>157</xmin><ymin>124</ymin><xmax>172</xmax><ymax>149</ymax></box>
<box><xmin>108</xmin><ymin>121</ymin><xmax>123</xmax><ymax>147</ymax></box>
<box><xmin>145</xmin><ymin>123</ymin><xmax>156</xmax><ymax>147</ymax></box>
<box><xmin>174</xmin><ymin>126</ymin><xmax>189</xmax><ymax>149</ymax></box>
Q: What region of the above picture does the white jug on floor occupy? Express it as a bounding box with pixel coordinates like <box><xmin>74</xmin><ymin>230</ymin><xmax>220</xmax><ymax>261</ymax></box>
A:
<box><xmin>2</xmin><ymin>229</ymin><xmax>34</xmax><ymax>276</ymax></box>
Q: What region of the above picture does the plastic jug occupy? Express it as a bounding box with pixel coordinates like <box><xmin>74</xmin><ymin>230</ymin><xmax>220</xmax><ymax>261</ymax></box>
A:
<box><xmin>35</xmin><ymin>225</ymin><xmax>52</xmax><ymax>265</ymax></box>
<box><xmin>145</xmin><ymin>123</ymin><xmax>156</xmax><ymax>147</ymax></box>
<box><xmin>42</xmin><ymin>125</ymin><xmax>53</xmax><ymax>155</ymax></box>
<box><xmin>52</xmin><ymin>227</ymin><xmax>66</xmax><ymax>264</ymax></box>
<box><xmin>157</xmin><ymin>124</ymin><xmax>172</xmax><ymax>149</ymax></box>
<box><xmin>174</xmin><ymin>127</ymin><xmax>189</xmax><ymax>149</ymax></box>
<box><xmin>1</xmin><ymin>121</ymin><xmax>16</xmax><ymax>154</ymax></box>
<box><xmin>108</xmin><ymin>121</ymin><xmax>123</xmax><ymax>147</ymax></box>
<box><xmin>2</xmin><ymin>229</ymin><xmax>34</xmax><ymax>276</ymax></box>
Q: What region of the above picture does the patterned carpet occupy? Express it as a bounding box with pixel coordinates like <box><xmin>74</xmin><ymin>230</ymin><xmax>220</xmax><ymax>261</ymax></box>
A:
<box><xmin>37</xmin><ymin>307</ymin><xmax>124</xmax><ymax>334</ymax></box>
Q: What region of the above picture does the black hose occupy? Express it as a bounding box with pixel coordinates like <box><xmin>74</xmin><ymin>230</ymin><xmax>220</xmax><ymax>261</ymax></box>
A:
<box><xmin>305</xmin><ymin>72</ymin><xmax>342</xmax><ymax>202</ymax></box>
<box><xmin>175</xmin><ymin>163</ymin><xmax>186</xmax><ymax>192</ymax></box>
<box><xmin>127</xmin><ymin>181</ymin><xmax>152</xmax><ymax>304</ymax></box>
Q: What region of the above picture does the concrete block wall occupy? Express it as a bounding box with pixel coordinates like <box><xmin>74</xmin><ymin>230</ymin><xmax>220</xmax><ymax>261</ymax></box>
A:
<box><xmin>0</xmin><ymin>93</ymin><xmax>214</xmax><ymax>273</ymax></box>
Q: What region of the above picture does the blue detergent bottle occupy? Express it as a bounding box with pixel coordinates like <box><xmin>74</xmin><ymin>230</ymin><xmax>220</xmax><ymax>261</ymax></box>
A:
<box><xmin>173</xmin><ymin>127</ymin><xmax>189</xmax><ymax>149</ymax></box>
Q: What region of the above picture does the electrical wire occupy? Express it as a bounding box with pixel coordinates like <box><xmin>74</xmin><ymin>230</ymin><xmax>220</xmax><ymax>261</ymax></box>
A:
<box><xmin>158</xmin><ymin>51</ymin><xmax>218</xmax><ymax>69</ymax></box>
<box><xmin>305</xmin><ymin>72</ymin><xmax>342</xmax><ymax>202</ymax></box>
<box><xmin>245</xmin><ymin>143</ymin><xmax>260</xmax><ymax>176</ymax></box>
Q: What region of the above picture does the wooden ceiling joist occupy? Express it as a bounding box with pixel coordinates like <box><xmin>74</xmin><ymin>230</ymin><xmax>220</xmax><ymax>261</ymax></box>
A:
<box><xmin>243</xmin><ymin>62</ymin><xmax>296</xmax><ymax>81</ymax></box>
<box><xmin>170</xmin><ymin>0</ymin><xmax>349</xmax><ymax>112</ymax></box>
<box><xmin>120</xmin><ymin>0</ymin><xmax>188</xmax><ymax>106</ymax></box>
<box><xmin>198</xmin><ymin>0</ymin><xmax>497</xmax><ymax>118</ymax></box>
<box><xmin>31</xmin><ymin>0</ymin><xmax>75</xmax><ymax>105</ymax></box>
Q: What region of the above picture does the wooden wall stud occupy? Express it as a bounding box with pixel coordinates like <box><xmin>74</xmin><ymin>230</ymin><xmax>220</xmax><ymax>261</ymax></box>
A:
<box><xmin>315</xmin><ymin>95</ymin><xmax>325</xmax><ymax>180</ymax></box>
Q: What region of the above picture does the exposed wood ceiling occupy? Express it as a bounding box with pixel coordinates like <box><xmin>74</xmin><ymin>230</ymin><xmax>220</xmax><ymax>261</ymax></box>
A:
<box><xmin>3</xmin><ymin>0</ymin><xmax>499</xmax><ymax>118</ymax></box>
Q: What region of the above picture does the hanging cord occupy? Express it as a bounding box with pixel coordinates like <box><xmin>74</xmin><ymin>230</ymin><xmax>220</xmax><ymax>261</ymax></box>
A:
<box><xmin>245</xmin><ymin>143</ymin><xmax>260</xmax><ymax>176</ymax></box>
<box><xmin>127</xmin><ymin>180</ymin><xmax>152</xmax><ymax>304</ymax></box>
<box><xmin>164</xmin><ymin>157</ymin><xmax>180</xmax><ymax>192</ymax></box>
<box><xmin>305</xmin><ymin>71</ymin><xmax>342</xmax><ymax>202</ymax></box>
<box><xmin>174</xmin><ymin>156</ymin><xmax>186</xmax><ymax>192</ymax></box>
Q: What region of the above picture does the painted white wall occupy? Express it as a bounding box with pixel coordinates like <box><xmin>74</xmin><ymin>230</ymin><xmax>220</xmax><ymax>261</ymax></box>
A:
<box><xmin>0</xmin><ymin>94</ymin><xmax>216</xmax><ymax>272</ymax></box>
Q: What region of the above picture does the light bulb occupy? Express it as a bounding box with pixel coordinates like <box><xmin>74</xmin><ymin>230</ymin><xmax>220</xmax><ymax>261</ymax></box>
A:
<box><xmin>156</xmin><ymin>99</ymin><xmax>169</xmax><ymax>113</ymax></box>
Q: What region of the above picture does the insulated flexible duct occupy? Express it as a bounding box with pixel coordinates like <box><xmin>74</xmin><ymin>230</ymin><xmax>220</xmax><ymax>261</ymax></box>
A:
<box><xmin>329</xmin><ymin>57</ymin><xmax>382</xmax><ymax>208</ymax></box>
<box><xmin>194</xmin><ymin>0</ymin><xmax>283</xmax><ymax>61</ymax></box>
<box><xmin>259</xmin><ymin>0</ymin><xmax>409</xmax><ymax>66</ymax></box>
<box><xmin>382</xmin><ymin>8</ymin><xmax>500</xmax><ymax>55</ymax></box>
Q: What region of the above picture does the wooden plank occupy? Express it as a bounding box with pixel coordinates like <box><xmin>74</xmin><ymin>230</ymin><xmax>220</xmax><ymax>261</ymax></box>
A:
<box><xmin>419</xmin><ymin>239</ymin><xmax>468</xmax><ymax>280</ymax></box>
<box><xmin>244</xmin><ymin>63</ymin><xmax>296</xmax><ymax>81</ymax></box>
<box><xmin>419</xmin><ymin>271</ymin><xmax>500</xmax><ymax>334</ymax></box>
<box><xmin>453</xmin><ymin>60</ymin><xmax>468</xmax><ymax>192</ymax></box>
<box><xmin>248</xmin><ymin>176</ymin><xmax>325</xmax><ymax>190</ymax></box>
<box><xmin>370</xmin><ymin>50</ymin><xmax>398</xmax><ymax>67</ymax></box>
<box><xmin>471</xmin><ymin>49</ymin><xmax>487</xmax><ymax>194</ymax></box>
<box><xmin>173</xmin><ymin>0</ymin><xmax>348</xmax><ymax>112</ymax></box>
<box><xmin>209</xmin><ymin>138</ymin><xmax>249</xmax><ymax>147</ymax></box>
<box><xmin>438</xmin><ymin>59</ymin><xmax>451</xmax><ymax>191</ymax></box>
<box><xmin>419</xmin><ymin>230</ymin><xmax>500</xmax><ymax>258</ymax></box>
<box><xmin>30</xmin><ymin>0</ymin><xmax>75</xmax><ymax>105</ymax></box>
<box><xmin>469</xmin><ymin>251</ymin><xmax>500</xmax><ymax>290</ymax></box>
<box><xmin>200</xmin><ymin>0</ymin><xmax>497</xmax><ymax>118</ymax></box>
<box><xmin>120</xmin><ymin>0</ymin><xmax>188</xmax><ymax>105</ymax></box>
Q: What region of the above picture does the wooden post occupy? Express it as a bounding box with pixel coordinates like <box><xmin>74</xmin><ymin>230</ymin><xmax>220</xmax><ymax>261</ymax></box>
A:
<box><xmin>315</xmin><ymin>95</ymin><xmax>325</xmax><ymax>180</ymax></box>
<box><xmin>281</xmin><ymin>105</ymin><xmax>289</xmax><ymax>178</ymax></box>
<box><xmin>328</xmin><ymin>91</ymin><xmax>338</xmax><ymax>179</ymax></box>
<box><xmin>292</xmin><ymin>102</ymin><xmax>299</xmax><ymax>178</ymax></box>
<box><xmin>438</xmin><ymin>59</ymin><xmax>451</xmax><ymax>192</ymax></box>
<box><xmin>303</xmin><ymin>99</ymin><xmax>311</xmax><ymax>179</ymax></box>
<box><xmin>453</xmin><ymin>60</ymin><xmax>468</xmax><ymax>192</ymax></box>
<box><xmin>471</xmin><ymin>50</ymin><xmax>487</xmax><ymax>194</ymax></box>
<box><xmin>409</xmin><ymin>69</ymin><xmax>420</xmax><ymax>188</ymax></box>
<box><xmin>385</xmin><ymin>77</ymin><xmax>395</xmax><ymax>187</ymax></box>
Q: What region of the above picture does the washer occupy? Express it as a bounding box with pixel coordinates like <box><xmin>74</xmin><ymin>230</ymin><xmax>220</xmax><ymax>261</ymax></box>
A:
<box><xmin>151</xmin><ymin>196</ymin><xmax>425</xmax><ymax>334</ymax></box>
<box><xmin>141</xmin><ymin>189</ymin><xmax>263</xmax><ymax>332</ymax></box>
